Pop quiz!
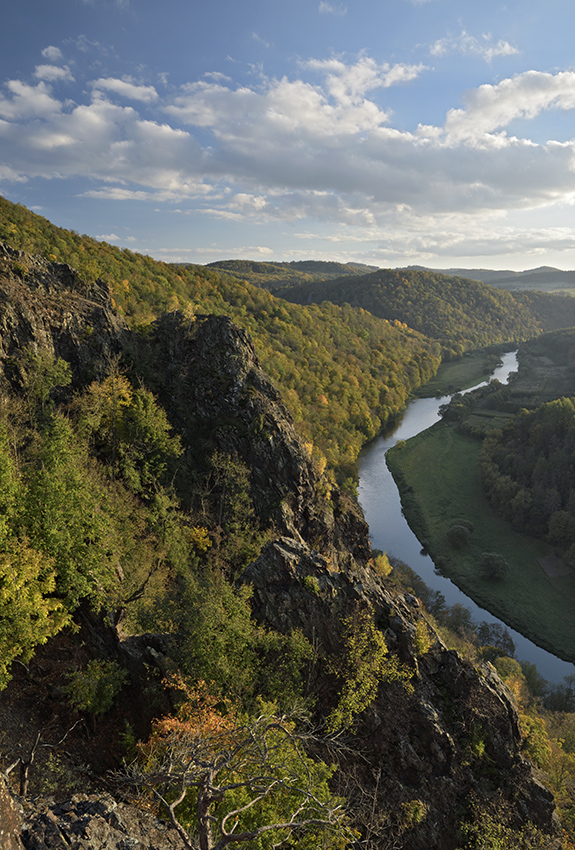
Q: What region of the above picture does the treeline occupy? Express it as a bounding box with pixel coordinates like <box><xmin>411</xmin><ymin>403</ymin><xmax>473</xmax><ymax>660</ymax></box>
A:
<box><xmin>274</xmin><ymin>266</ymin><xmax>575</xmax><ymax>355</ymax></box>
<box><xmin>481</xmin><ymin>396</ymin><xmax>575</xmax><ymax>556</ymax></box>
<box><xmin>0</xmin><ymin>197</ymin><xmax>441</xmax><ymax>480</ymax></box>
<box><xmin>207</xmin><ymin>258</ymin><xmax>376</xmax><ymax>293</ymax></box>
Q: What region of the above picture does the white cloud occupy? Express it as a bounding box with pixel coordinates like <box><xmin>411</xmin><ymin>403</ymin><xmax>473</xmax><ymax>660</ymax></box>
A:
<box><xmin>91</xmin><ymin>77</ymin><xmax>159</xmax><ymax>103</ymax></box>
<box><xmin>319</xmin><ymin>2</ymin><xmax>347</xmax><ymax>15</ymax></box>
<box><xmin>34</xmin><ymin>64</ymin><xmax>74</xmax><ymax>83</ymax></box>
<box><xmin>304</xmin><ymin>56</ymin><xmax>427</xmax><ymax>100</ymax></box>
<box><xmin>445</xmin><ymin>70</ymin><xmax>575</xmax><ymax>140</ymax></box>
<box><xmin>41</xmin><ymin>46</ymin><xmax>64</xmax><ymax>62</ymax></box>
<box><xmin>0</xmin><ymin>80</ymin><xmax>62</xmax><ymax>119</ymax></box>
<box><xmin>251</xmin><ymin>32</ymin><xmax>271</xmax><ymax>48</ymax></box>
<box><xmin>97</xmin><ymin>233</ymin><xmax>120</xmax><ymax>241</ymax></box>
<box><xmin>430</xmin><ymin>30</ymin><xmax>519</xmax><ymax>62</ymax></box>
<box><xmin>4</xmin><ymin>56</ymin><xmax>575</xmax><ymax>247</ymax></box>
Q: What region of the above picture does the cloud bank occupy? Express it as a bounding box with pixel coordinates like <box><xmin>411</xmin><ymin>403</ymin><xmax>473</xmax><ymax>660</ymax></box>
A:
<box><xmin>2</xmin><ymin>50</ymin><xmax>575</xmax><ymax>262</ymax></box>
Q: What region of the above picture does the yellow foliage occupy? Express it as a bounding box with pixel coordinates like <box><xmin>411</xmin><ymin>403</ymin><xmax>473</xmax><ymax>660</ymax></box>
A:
<box><xmin>414</xmin><ymin>620</ymin><xmax>432</xmax><ymax>656</ymax></box>
<box><xmin>0</xmin><ymin>543</ymin><xmax>70</xmax><ymax>688</ymax></box>
<box><xmin>372</xmin><ymin>552</ymin><xmax>392</xmax><ymax>577</ymax></box>
<box><xmin>188</xmin><ymin>526</ymin><xmax>212</xmax><ymax>554</ymax></box>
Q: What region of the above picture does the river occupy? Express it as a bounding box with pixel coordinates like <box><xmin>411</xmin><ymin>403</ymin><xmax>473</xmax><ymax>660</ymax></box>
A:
<box><xmin>358</xmin><ymin>352</ymin><xmax>575</xmax><ymax>684</ymax></box>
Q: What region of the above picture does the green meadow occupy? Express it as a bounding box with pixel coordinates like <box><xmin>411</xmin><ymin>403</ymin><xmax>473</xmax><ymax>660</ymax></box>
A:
<box><xmin>413</xmin><ymin>349</ymin><xmax>506</xmax><ymax>398</ymax></box>
<box><xmin>387</xmin><ymin>421</ymin><xmax>575</xmax><ymax>662</ymax></box>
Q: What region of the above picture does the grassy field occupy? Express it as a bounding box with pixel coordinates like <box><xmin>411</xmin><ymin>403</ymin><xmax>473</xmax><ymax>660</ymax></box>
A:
<box><xmin>414</xmin><ymin>349</ymin><xmax>504</xmax><ymax>397</ymax></box>
<box><xmin>387</xmin><ymin>421</ymin><xmax>575</xmax><ymax>662</ymax></box>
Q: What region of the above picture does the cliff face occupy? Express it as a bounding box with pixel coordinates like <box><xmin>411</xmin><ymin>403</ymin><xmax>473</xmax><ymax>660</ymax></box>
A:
<box><xmin>0</xmin><ymin>243</ymin><xmax>126</xmax><ymax>390</ymax></box>
<box><xmin>243</xmin><ymin>538</ymin><xmax>559</xmax><ymax>848</ymax></box>
<box><xmin>134</xmin><ymin>309</ymin><xmax>371</xmax><ymax>566</ymax></box>
<box><xmin>0</xmin><ymin>245</ymin><xmax>561</xmax><ymax>849</ymax></box>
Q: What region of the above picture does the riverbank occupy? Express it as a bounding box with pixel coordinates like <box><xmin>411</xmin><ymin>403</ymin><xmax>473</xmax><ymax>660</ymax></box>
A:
<box><xmin>387</xmin><ymin>420</ymin><xmax>575</xmax><ymax>663</ymax></box>
<box><xmin>413</xmin><ymin>347</ymin><xmax>512</xmax><ymax>398</ymax></box>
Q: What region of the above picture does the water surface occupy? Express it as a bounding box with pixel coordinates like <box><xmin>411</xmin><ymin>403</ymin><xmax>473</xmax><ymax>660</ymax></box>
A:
<box><xmin>358</xmin><ymin>353</ymin><xmax>574</xmax><ymax>683</ymax></box>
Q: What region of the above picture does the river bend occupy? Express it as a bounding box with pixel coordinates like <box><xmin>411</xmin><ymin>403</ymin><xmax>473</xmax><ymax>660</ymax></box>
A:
<box><xmin>358</xmin><ymin>352</ymin><xmax>575</xmax><ymax>683</ymax></box>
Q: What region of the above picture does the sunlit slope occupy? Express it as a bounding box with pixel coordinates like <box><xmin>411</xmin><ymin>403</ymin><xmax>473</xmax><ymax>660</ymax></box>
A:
<box><xmin>0</xmin><ymin>196</ymin><xmax>441</xmax><ymax>476</ymax></box>
<box><xmin>278</xmin><ymin>266</ymin><xmax>575</xmax><ymax>354</ymax></box>
<box><xmin>207</xmin><ymin>259</ymin><xmax>377</xmax><ymax>293</ymax></box>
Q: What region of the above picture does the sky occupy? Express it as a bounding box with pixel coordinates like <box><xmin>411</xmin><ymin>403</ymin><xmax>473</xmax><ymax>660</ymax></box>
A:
<box><xmin>3</xmin><ymin>1</ymin><xmax>575</xmax><ymax>270</ymax></box>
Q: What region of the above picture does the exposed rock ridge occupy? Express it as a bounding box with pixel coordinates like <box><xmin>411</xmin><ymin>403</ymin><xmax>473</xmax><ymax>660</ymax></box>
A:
<box><xmin>141</xmin><ymin>310</ymin><xmax>370</xmax><ymax>565</ymax></box>
<box><xmin>0</xmin><ymin>241</ymin><xmax>126</xmax><ymax>390</ymax></box>
<box><xmin>243</xmin><ymin>536</ymin><xmax>560</xmax><ymax>848</ymax></box>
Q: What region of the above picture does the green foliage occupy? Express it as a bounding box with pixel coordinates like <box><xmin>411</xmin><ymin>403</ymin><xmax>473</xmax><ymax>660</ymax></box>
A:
<box><xmin>72</xmin><ymin>373</ymin><xmax>182</xmax><ymax>495</ymax></box>
<box><xmin>0</xmin><ymin>541</ymin><xmax>69</xmax><ymax>688</ymax></box>
<box><xmin>481</xmin><ymin>395</ymin><xmax>575</xmax><ymax>552</ymax></box>
<box><xmin>477</xmin><ymin>552</ymin><xmax>510</xmax><ymax>581</ymax></box>
<box><xmin>277</xmin><ymin>266</ymin><xmax>555</xmax><ymax>352</ymax></box>
<box><xmin>413</xmin><ymin>620</ymin><xmax>432</xmax><ymax>655</ymax></box>
<box><xmin>371</xmin><ymin>551</ymin><xmax>393</xmax><ymax>577</ymax></box>
<box><xmin>207</xmin><ymin>258</ymin><xmax>375</xmax><ymax>292</ymax></box>
<box><xmin>139</xmin><ymin>569</ymin><xmax>313</xmax><ymax>710</ymax></box>
<box><xmin>458</xmin><ymin>795</ymin><xmax>547</xmax><ymax>849</ymax></box>
<box><xmin>134</xmin><ymin>694</ymin><xmax>353</xmax><ymax>850</ymax></box>
<box><xmin>400</xmin><ymin>799</ymin><xmax>428</xmax><ymax>829</ymax></box>
<box><xmin>447</xmin><ymin>523</ymin><xmax>472</xmax><ymax>549</ymax></box>
<box><xmin>22</xmin><ymin>350</ymin><xmax>71</xmax><ymax>415</ymax></box>
<box><xmin>302</xmin><ymin>574</ymin><xmax>321</xmax><ymax>595</ymax></box>
<box><xmin>327</xmin><ymin>606</ymin><xmax>413</xmax><ymax>732</ymax></box>
<box><xmin>64</xmin><ymin>659</ymin><xmax>127</xmax><ymax>717</ymax></box>
<box><xmin>20</xmin><ymin>415</ymin><xmax>121</xmax><ymax>608</ymax></box>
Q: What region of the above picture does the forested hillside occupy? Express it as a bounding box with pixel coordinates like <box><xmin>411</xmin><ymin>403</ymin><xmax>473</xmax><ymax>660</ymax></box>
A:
<box><xmin>207</xmin><ymin>258</ymin><xmax>377</xmax><ymax>292</ymax></box>
<box><xmin>0</xmin><ymin>198</ymin><xmax>440</xmax><ymax>480</ymax></box>
<box><xmin>274</xmin><ymin>266</ymin><xmax>575</xmax><ymax>355</ymax></box>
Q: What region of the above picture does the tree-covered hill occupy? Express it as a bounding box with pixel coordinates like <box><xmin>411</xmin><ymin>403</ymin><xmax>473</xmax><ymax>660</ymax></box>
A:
<box><xmin>405</xmin><ymin>264</ymin><xmax>575</xmax><ymax>293</ymax></box>
<box><xmin>274</xmin><ymin>266</ymin><xmax>575</xmax><ymax>355</ymax></box>
<box><xmin>206</xmin><ymin>258</ymin><xmax>377</xmax><ymax>293</ymax></box>
<box><xmin>0</xmin><ymin>197</ymin><xmax>440</xmax><ymax>479</ymax></box>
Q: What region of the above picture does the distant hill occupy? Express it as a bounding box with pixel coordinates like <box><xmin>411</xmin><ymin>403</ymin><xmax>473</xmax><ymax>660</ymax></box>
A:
<box><xmin>276</xmin><ymin>266</ymin><xmax>575</xmax><ymax>355</ymax></box>
<box><xmin>404</xmin><ymin>265</ymin><xmax>575</xmax><ymax>293</ymax></box>
<box><xmin>206</xmin><ymin>259</ymin><xmax>377</xmax><ymax>292</ymax></box>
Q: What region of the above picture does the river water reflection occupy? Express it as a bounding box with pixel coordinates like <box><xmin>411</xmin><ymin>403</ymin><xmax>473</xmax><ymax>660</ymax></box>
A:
<box><xmin>358</xmin><ymin>352</ymin><xmax>575</xmax><ymax>683</ymax></box>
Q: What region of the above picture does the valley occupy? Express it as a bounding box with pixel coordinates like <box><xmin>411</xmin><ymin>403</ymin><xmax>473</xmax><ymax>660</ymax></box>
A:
<box><xmin>1</xmin><ymin>196</ymin><xmax>575</xmax><ymax>848</ymax></box>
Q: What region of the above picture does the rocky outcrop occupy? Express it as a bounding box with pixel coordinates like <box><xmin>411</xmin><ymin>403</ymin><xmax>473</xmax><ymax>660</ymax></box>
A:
<box><xmin>0</xmin><ymin>242</ymin><xmax>126</xmax><ymax>391</ymax></box>
<box><xmin>137</xmin><ymin>311</ymin><xmax>370</xmax><ymax>565</ymax></box>
<box><xmin>0</xmin><ymin>777</ymin><xmax>25</xmax><ymax>849</ymax></box>
<box><xmin>16</xmin><ymin>793</ymin><xmax>186</xmax><ymax>849</ymax></box>
<box><xmin>242</xmin><ymin>537</ymin><xmax>560</xmax><ymax>848</ymax></box>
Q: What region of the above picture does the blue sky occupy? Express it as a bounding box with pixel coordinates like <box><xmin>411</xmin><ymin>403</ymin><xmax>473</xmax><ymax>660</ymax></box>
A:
<box><xmin>2</xmin><ymin>0</ymin><xmax>575</xmax><ymax>270</ymax></box>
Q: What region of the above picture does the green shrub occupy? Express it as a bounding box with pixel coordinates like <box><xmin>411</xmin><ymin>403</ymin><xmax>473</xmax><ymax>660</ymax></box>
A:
<box><xmin>447</xmin><ymin>524</ymin><xmax>472</xmax><ymax>549</ymax></box>
<box><xmin>478</xmin><ymin>552</ymin><xmax>510</xmax><ymax>581</ymax></box>
<box><xmin>65</xmin><ymin>659</ymin><xmax>127</xmax><ymax>717</ymax></box>
<box><xmin>302</xmin><ymin>575</ymin><xmax>321</xmax><ymax>595</ymax></box>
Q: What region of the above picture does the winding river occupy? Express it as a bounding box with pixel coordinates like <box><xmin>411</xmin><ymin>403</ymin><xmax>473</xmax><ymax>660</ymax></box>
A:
<box><xmin>358</xmin><ymin>352</ymin><xmax>575</xmax><ymax>684</ymax></box>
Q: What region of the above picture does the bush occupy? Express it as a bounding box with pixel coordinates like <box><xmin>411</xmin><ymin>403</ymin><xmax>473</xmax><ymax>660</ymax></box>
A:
<box><xmin>447</xmin><ymin>524</ymin><xmax>472</xmax><ymax>549</ymax></box>
<box><xmin>478</xmin><ymin>552</ymin><xmax>510</xmax><ymax>581</ymax></box>
<box><xmin>65</xmin><ymin>659</ymin><xmax>127</xmax><ymax>717</ymax></box>
<box><xmin>302</xmin><ymin>575</ymin><xmax>321</xmax><ymax>595</ymax></box>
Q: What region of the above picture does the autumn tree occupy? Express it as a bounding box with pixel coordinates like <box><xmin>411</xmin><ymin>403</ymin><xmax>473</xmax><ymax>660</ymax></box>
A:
<box><xmin>124</xmin><ymin>681</ymin><xmax>353</xmax><ymax>850</ymax></box>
